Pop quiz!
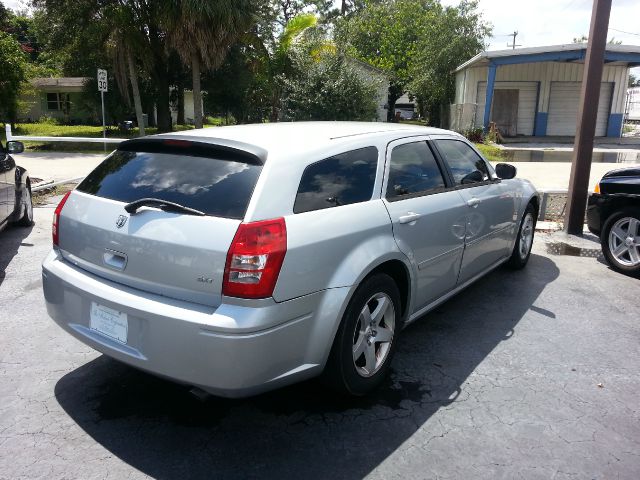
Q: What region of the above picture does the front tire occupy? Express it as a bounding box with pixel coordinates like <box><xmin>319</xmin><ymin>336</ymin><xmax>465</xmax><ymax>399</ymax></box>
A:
<box><xmin>14</xmin><ymin>184</ymin><xmax>34</xmax><ymax>227</ymax></box>
<box><xmin>507</xmin><ymin>203</ymin><xmax>536</xmax><ymax>269</ymax></box>
<box><xmin>600</xmin><ymin>208</ymin><xmax>640</xmax><ymax>277</ymax></box>
<box><xmin>323</xmin><ymin>273</ymin><xmax>402</xmax><ymax>396</ymax></box>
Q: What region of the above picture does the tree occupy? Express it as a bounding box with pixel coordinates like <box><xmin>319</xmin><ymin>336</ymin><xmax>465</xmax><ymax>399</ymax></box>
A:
<box><xmin>0</xmin><ymin>31</ymin><xmax>28</xmax><ymax>126</ymax></box>
<box><xmin>338</xmin><ymin>0</ymin><xmax>490</xmax><ymax>124</ymax></box>
<box><xmin>409</xmin><ymin>0</ymin><xmax>490</xmax><ymax>125</ymax></box>
<box><xmin>32</xmin><ymin>0</ymin><xmax>173</xmax><ymax>131</ymax></box>
<box><xmin>281</xmin><ymin>51</ymin><xmax>379</xmax><ymax>121</ymax></box>
<box><xmin>203</xmin><ymin>43</ymin><xmax>272</xmax><ymax>124</ymax></box>
<box><xmin>573</xmin><ymin>34</ymin><xmax>623</xmax><ymax>45</ymax></box>
<box><xmin>336</xmin><ymin>0</ymin><xmax>437</xmax><ymax>120</ymax></box>
<box><xmin>166</xmin><ymin>0</ymin><xmax>262</xmax><ymax>129</ymax></box>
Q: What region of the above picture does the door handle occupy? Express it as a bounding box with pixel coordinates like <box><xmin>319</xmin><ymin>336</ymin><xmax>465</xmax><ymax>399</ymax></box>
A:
<box><xmin>466</xmin><ymin>197</ymin><xmax>481</xmax><ymax>208</ymax></box>
<box><xmin>399</xmin><ymin>212</ymin><xmax>422</xmax><ymax>224</ymax></box>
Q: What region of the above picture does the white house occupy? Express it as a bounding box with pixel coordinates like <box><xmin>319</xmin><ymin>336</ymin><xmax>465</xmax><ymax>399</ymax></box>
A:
<box><xmin>347</xmin><ymin>57</ymin><xmax>390</xmax><ymax>122</ymax></box>
<box><xmin>19</xmin><ymin>77</ymin><xmax>202</xmax><ymax>126</ymax></box>
<box><xmin>19</xmin><ymin>77</ymin><xmax>92</xmax><ymax>123</ymax></box>
<box><xmin>451</xmin><ymin>44</ymin><xmax>640</xmax><ymax>138</ymax></box>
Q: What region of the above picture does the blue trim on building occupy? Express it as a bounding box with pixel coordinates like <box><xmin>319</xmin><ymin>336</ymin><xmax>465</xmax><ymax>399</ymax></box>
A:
<box><xmin>603</xmin><ymin>52</ymin><xmax>640</xmax><ymax>66</ymax></box>
<box><xmin>488</xmin><ymin>49</ymin><xmax>640</xmax><ymax>67</ymax></box>
<box><xmin>491</xmin><ymin>50</ymin><xmax>585</xmax><ymax>66</ymax></box>
<box><xmin>606</xmin><ymin>113</ymin><xmax>624</xmax><ymax>137</ymax></box>
<box><xmin>534</xmin><ymin>112</ymin><xmax>548</xmax><ymax>136</ymax></box>
<box><xmin>483</xmin><ymin>64</ymin><xmax>497</xmax><ymax>133</ymax></box>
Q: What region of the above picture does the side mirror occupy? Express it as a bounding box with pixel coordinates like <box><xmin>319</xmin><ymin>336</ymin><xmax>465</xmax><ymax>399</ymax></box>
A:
<box><xmin>495</xmin><ymin>163</ymin><xmax>516</xmax><ymax>180</ymax></box>
<box><xmin>461</xmin><ymin>170</ymin><xmax>484</xmax><ymax>184</ymax></box>
<box><xmin>7</xmin><ymin>141</ymin><xmax>24</xmax><ymax>154</ymax></box>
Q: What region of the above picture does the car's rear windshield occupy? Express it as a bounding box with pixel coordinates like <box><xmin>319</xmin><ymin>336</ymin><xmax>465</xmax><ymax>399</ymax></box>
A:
<box><xmin>77</xmin><ymin>150</ymin><xmax>262</xmax><ymax>219</ymax></box>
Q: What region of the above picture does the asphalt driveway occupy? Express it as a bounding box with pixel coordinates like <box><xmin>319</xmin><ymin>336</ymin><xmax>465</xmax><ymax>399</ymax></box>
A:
<box><xmin>0</xmin><ymin>206</ymin><xmax>639</xmax><ymax>479</ymax></box>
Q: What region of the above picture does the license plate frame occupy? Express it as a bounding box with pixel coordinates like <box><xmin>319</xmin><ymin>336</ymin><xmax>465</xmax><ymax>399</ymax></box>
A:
<box><xmin>89</xmin><ymin>302</ymin><xmax>128</xmax><ymax>344</ymax></box>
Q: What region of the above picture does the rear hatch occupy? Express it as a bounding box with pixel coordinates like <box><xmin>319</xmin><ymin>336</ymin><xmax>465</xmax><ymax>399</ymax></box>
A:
<box><xmin>57</xmin><ymin>137</ymin><xmax>265</xmax><ymax>307</ymax></box>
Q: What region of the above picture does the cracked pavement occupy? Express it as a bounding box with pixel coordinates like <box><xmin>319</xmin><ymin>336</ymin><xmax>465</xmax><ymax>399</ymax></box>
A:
<box><xmin>1</xmin><ymin>206</ymin><xmax>639</xmax><ymax>479</ymax></box>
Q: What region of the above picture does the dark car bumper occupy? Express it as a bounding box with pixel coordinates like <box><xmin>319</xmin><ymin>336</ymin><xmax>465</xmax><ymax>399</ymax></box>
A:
<box><xmin>586</xmin><ymin>194</ymin><xmax>604</xmax><ymax>235</ymax></box>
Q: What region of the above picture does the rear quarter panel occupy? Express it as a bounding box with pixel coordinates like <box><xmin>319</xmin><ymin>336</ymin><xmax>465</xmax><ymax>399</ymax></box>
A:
<box><xmin>272</xmin><ymin>199</ymin><xmax>406</xmax><ymax>302</ymax></box>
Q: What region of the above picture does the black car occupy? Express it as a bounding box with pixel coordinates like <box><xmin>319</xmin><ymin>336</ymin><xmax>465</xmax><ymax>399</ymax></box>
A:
<box><xmin>0</xmin><ymin>140</ymin><xmax>33</xmax><ymax>233</ymax></box>
<box><xmin>587</xmin><ymin>166</ymin><xmax>640</xmax><ymax>276</ymax></box>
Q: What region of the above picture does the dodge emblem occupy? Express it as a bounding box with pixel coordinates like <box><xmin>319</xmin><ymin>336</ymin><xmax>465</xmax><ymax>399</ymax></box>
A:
<box><xmin>116</xmin><ymin>215</ymin><xmax>128</xmax><ymax>229</ymax></box>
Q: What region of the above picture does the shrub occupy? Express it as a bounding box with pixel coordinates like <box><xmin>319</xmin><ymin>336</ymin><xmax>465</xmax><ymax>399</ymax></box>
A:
<box><xmin>281</xmin><ymin>53</ymin><xmax>379</xmax><ymax>122</ymax></box>
<box><xmin>462</xmin><ymin>127</ymin><xmax>484</xmax><ymax>143</ymax></box>
<box><xmin>38</xmin><ymin>115</ymin><xmax>61</xmax><ymax>125</ymax></box>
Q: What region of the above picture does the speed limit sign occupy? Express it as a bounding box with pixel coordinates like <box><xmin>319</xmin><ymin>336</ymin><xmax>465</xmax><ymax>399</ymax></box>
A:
<box><xmin>97</xmin><ymin>68</ymin><xmax>108</xmax><ymax>92</ymax></box>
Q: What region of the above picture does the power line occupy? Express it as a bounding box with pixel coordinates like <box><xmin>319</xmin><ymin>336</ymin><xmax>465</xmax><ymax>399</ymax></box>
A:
<box><xmin>609</xmin><ymin>27</ymin><xmax>640</xmax><ymax>37</ymax></box>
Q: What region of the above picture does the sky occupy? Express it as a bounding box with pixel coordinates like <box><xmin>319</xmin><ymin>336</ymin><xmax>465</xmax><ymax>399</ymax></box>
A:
<box><xmin>439</xmin><ymin>0</ymin><xmax>640</xmax><ymax>51</ymax></box>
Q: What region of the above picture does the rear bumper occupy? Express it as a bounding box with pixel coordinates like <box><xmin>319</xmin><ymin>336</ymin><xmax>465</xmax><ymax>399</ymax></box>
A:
<box><xmin>42</xmin><ymin>250</ymin><xmax>349</xmax><ymax>397</ymax></box>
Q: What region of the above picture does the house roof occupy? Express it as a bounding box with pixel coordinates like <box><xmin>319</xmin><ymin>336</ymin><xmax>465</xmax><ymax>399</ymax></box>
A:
<box><xmin>345</xmin><ymin>57</ymin><xmax>389</xmax><ymax>79</ymax></box>
<box><xmin>455</xmin><ymin>43</ymin><xmax>640</xmax><ymax>72</ymax></box>
<box><xmin>30</xmin><ymin>77</ymin><xmax>90</xmax><ymax>88</ymax></box>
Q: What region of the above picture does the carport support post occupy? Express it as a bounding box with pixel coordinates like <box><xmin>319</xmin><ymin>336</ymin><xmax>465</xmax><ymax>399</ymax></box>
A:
<box><xmin>564</xmin><ymin>0</ymin><xmax>612</xmax><ymax>235</ymax></box>
<box><xmin>483</xmin><ymin>64</ymin><xmax>497</xmax><ymax>134</ymax></box>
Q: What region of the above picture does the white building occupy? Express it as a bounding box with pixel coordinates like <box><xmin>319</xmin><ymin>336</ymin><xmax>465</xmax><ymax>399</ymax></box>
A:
<box><xmin>346</xmin><ymin>57</ymin><xmax>390</xmax><ymax>122</ymax></box>
<box><xmin>626</xmin><ymin>86</ymin><xmax>640</xmax><ymax>122</ymax></box>
<box><xmin>451</xmin><ymin>44</ymin><xmax>640</xmax><ymax>138</ymax></box>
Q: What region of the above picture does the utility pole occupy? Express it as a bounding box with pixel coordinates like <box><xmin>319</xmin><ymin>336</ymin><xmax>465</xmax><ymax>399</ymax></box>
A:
<box><xmin>564</xmin><ymin>0</ymin><xmax>612</xmax><ymax>235</ymax></box>
<box><xmin>507</xmin><ymin>31</ymin><xmax>521</xmax><ymax>50</ymax></box>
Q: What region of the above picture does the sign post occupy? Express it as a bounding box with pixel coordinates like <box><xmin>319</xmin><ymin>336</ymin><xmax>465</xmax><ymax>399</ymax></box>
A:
<box><xmin>97</xmin><ymin>68</ymin><xmax>108</xmax><ymax>152</ymax></box>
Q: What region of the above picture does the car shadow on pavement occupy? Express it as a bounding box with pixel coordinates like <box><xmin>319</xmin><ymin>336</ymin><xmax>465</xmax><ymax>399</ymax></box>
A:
<box><xmin>55</xmin><ymin>253</ymin><xmax>559</xmax><ymax>479</ymax></box>
<box><xmin>0</xmin><ymin>224</ymin><xmax>34</xmax><ymax>287</ymax></box>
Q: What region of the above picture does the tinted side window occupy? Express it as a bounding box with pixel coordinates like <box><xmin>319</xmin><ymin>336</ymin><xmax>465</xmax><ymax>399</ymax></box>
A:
<box><xmin>386</xmin><ymin>141</ymin><xmax>445</xmax><ymax>199</ymax></box>
<box><xmin>294</xmin><ymin>147</ymin><xmax>378</xmax><ymax>214</ymax></box>
<box><xmin>434</xmin><ymin>139</ymin><xmax>490</xmax><ymax>185</ymax></box>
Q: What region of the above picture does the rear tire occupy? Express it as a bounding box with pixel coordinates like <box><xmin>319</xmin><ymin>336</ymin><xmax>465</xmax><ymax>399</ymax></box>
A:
<box><xmin>323</xmin><ymin>273</ymin><xmax>402</xmax><ymax>396</ymax></box>
<box><xmin>507</xmin><ymin>203</ymin><xmax>536</xmax><ymax>269</ymax></box>
<box><xmin>14</xmin><ymin>184</ymin><xmax>34</xmax><ymax>227</ymax></box>
<box><xmin>600</xmin><ymin>208</ymin><xmax>640</xmax><ymax>277</ymax></box>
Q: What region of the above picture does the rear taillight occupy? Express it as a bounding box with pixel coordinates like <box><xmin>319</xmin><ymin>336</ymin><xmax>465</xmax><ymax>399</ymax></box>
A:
<box><xmin>222</xmin><ymin>218</ymin><xmax>287</xmax><ymax>299</ymax></box>
<box><xmin>52</xmin><ymin>191</ymin><xmax>72</xmax><ymax>246</ymax></box>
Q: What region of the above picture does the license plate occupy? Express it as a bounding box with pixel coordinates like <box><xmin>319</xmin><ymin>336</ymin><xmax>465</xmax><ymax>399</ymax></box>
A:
<box><xmin>90</xmin><ymin>302</ymin><xmax>128</xmax><ymax>344</ymax></box>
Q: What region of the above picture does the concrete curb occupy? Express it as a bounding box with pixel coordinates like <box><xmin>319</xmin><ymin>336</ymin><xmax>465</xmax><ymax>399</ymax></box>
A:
<box><xmin>542</xmin><ymin>231</ymin><xmax>602</xmax><ymax>258</ymax></box>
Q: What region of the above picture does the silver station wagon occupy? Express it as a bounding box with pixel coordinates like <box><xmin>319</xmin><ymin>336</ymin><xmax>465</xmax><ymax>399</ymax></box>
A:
<box><xmin>42</xmin><ymin>122</ymin><xmax>539</xmax><ymax>397</ymax></box>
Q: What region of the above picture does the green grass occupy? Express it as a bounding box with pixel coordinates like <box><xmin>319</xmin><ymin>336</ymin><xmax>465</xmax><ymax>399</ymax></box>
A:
<box><xmin>474</xmin><ymin>142</ymin><xmax>510</xmax><ymax>163</ymax></box>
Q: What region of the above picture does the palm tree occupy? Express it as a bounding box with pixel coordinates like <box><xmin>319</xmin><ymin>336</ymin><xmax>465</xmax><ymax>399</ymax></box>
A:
<box><xmin>166</xmin><ymin>0</ymin><xmax>260</xmax><ymax>129</ymax></box>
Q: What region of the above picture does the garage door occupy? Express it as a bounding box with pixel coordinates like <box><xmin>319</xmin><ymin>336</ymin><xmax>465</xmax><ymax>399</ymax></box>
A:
<box><xmin>547</xmin><ymin>82</ymin><xmax>613</xmax><ymax>136</ymax></box>
<box><xmin>475</xmin><ymin>82</ymin><xmax>538</xmax><ymax>136</ymax></box>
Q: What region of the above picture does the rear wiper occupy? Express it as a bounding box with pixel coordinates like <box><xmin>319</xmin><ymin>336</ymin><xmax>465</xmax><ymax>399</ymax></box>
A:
<box><xmin>124</xmin><ymin>198</ymin><xmax>206</xmax><ymax>216</ymax></box>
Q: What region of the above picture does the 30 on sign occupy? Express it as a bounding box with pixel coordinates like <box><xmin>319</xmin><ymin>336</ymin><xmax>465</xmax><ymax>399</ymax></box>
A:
<box><xmin>97</xmin><ymin>68</ymin><xmax>108</xmax><ymax>92</ymax></box>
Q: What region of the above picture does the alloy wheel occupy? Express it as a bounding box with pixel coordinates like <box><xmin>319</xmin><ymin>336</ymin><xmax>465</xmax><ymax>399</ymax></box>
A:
<box><xmin>519</xmin><ymin>213</ymin><xmax>534</xmax><ymax>259</ymax></box>
<box><xmin>608</xmin><ymin>216</ymin><xmax>640</xmax><ymax>267</ymax></box>
<box><xmin>352</xmin><ymin>292</ymin><xmax>395</xmax><ymax>378</ymax></box>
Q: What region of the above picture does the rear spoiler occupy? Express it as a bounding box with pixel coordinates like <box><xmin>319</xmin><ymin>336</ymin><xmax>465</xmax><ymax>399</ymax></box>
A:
<box><xmin>118</xmin><ymin>135</ymin><xmax>268</xmax><ymax>165</ymax></box>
